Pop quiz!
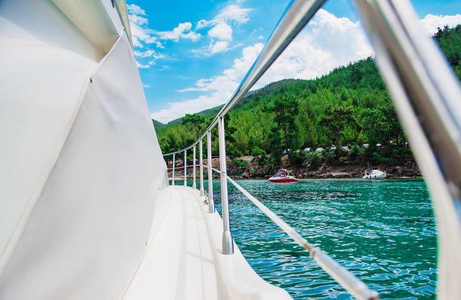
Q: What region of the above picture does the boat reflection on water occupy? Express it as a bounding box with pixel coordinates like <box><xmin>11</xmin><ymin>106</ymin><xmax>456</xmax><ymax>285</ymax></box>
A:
<box><xmin>269</xmin><ymin>169</ymin><xmax>299</xmax><ymax>183</ymax></box>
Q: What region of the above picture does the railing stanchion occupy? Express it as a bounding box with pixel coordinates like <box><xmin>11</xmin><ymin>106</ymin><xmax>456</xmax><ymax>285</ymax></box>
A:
<box><xmin>184</xmin><ymin>150</ymin><xmax>187</xmax><ymax>186</ymax></box>
<box><xmin>207</xmin><ymin>131</ymin><xmax>215</xmax><ymax>213</ymax></box>
<box><xmin>172</xmin><ymin>153</ymin><xmax>175</xmax><ymax>186</ymax></box>
<box><xmin>218</xmin><ymin>116</ymin><xmax>234</xmax><ymax>255</ymax></box>
<box><xmin>199</xmin><ymin>139</ymin><xmax>205</xmax><ymax>198</ymax></box>
<box><xmin>193</xmin><ymin>145</ymin><xmax>196</xmax><ymax>189</ymax></box>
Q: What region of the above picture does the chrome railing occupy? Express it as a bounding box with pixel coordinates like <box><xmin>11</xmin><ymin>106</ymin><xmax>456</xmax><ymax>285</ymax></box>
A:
<box><xmin>352</xmin><ymin>1</ymin><xmax>461</xmax><ymax>298</ymax></box>
<box><xmin>162</xmin><ymin>0</ymin><xmax>461</xmax><ymax>299</ymax></box>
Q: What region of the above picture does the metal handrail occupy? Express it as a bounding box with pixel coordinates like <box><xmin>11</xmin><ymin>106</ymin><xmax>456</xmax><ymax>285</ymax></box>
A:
<box><xmin>208</xmin><ymin>167</ymin><xmax>379</xmax><ymax>300</ymax></box>
<box><xmin>352</xmin><ymin>1</ymin><xmax>461</xmax><ymax>298</ymax></box>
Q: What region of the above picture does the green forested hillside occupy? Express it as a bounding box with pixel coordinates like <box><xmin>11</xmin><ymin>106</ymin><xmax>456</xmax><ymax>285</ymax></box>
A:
<box><xmin>164</xmin><ymin>104</ymin><xmax>224</xmax><ymax>126</ymax></box>
<box><xmin>435</xmin><ymin>25</ymin><xmax>461</xmax><ymax>78</ymax></box>
<box><xmin>152</xmin><ymin>119</ymin><xmax>166</xmax><ymax>131</ymax></box>
<box><xmin>155</xmin><ymin>25</ymin><xmax>461</xmax><ymax>167</ymax></box>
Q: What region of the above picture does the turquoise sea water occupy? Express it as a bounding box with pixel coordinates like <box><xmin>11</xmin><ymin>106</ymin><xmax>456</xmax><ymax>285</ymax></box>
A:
<box><xmin>211</xmin><ymin>179</ymin><xmax>437</xmax><ymax>299</ymax></box>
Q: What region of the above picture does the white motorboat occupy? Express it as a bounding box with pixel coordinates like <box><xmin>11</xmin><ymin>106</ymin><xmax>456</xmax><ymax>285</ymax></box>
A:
<box><xmin>269</xmin><ymin>169</ymin><xmax>299</xmax><ymax>183</ymax></box>
<box><xmin>363</xmin><ymin>168</ymin><xmax>386</xmax><ymax>179</ymax></box>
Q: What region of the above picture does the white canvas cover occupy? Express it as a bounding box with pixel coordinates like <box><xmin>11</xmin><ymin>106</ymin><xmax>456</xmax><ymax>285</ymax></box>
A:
<box><xmin>0</xmin><ymin>0</ymin><xmax>166</xmax><ymax>298</ymax></box>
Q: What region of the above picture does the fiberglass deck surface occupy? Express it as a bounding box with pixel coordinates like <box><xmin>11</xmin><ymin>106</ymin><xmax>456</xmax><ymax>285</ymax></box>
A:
<box><xmin>123</xmin><ymin>186</ymin><xmax>220</xmax><ymax>300</ymax></box>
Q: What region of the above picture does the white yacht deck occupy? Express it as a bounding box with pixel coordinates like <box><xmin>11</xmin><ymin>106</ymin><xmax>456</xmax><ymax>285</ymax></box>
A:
<box><xmin>123</xmin><ymin>186</ymin><xmax>291</xmax><ymax>300</ymax></box>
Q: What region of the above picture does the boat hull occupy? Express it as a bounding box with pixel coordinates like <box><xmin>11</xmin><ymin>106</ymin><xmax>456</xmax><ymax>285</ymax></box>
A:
<box><xmin>362</xmin><ymin>173</ymin><xmax>386</xmax><ymax>179</ymax></box>
<box><xmin>269</xmin><ymin>177</ymin><xmax>299</xmax><ymax>183</ymax></box>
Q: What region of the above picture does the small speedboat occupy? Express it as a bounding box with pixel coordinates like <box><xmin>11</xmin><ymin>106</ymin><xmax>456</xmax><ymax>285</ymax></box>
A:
<box><xmin>363</xmin><ymin>167</ymin><xmax>386</xmax><ymax>179</ymax></box>
<box><xmin>269</xmin><ymin>169</ymin><xmax>299</xmax><ymax>182</ymax></box>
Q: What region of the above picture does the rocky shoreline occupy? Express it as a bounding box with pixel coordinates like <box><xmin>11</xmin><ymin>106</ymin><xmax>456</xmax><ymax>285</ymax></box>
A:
<box><xmin>168</xmin><ymin>155</ymin><xmax>422</xmax><ymax>180</ymax></box>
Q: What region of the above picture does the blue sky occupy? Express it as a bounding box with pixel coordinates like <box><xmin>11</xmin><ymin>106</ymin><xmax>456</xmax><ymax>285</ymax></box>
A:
<box><xmin>126</xmin><ymin>0</ymin><xmax>461</xmax><ymax>123</ymax></box>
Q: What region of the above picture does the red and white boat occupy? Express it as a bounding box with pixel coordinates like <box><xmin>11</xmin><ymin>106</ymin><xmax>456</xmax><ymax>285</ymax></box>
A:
<box><xmin>269</xmin><ymin>169</ymin><xmax>299</xmax><ymax>183</ymax></box>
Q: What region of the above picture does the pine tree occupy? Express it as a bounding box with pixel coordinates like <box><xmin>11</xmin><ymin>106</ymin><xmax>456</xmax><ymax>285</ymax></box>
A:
<box><xmin>265</xmin><ymin>94</ymin><xmax>300</xmax><ymax>152</ymax></box>
<box><xmin>319</xmin><ymin>105</ymin><xmax>359</xmax><ymax>154</ymax></box>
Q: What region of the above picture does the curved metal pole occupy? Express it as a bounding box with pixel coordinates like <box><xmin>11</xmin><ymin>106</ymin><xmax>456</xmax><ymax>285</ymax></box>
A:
<box><xmin>218</xmin><ymin>116</ymin><xmax>233</xmax><ymax>255</ymax></box>
<box><xmin>207</xmin><ymin>131</ymin><xmax>215</xmax><ymax>213</ymax></box>
<box><xmin>193</xmin><ymin>145</ymin><xmax>196</xmax><ymax>189</ymax></box>
<box><xmin>353</xmin><ymin>1</ymin><xmax>461</xmax><ymax>298</ymax></box>
<box><xmin>199</xmin><ymin>139</ymin><xmax>205</xmax><ymax>197</ymax></box>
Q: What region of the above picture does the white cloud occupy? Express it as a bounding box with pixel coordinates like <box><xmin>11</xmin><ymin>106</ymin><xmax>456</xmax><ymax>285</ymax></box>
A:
<box><xmin>129</xmin><ymin>22</ymin><xmax>153</xmax><ymax>48</ymax></box>
<box><xmin>210</xmin><ymin>41</ymin><xmax>230</xmax><ymax>55</ymax></box>
<box><xmin>190</xmin><ymin>40</ymin><xmax>233</xmax><ymax>57</ymax></box>
<box><xmin>127</xmin><ymin>3</ymin><xmax>200</xmax><ymax>62</ymax></box>
<box><xmin>255</xmin><ymin>9</ymin><xmax>374</xmax><ymax>88</ymax></box>
<box><xmin>156</xmin><ymin>22</ymin><xmax>201</xmax><ymax>42</ymax></box>
<box><xmin>127</xmin><ymin>3</ymin><xmax>164</xmax><ymax>67</ymax></box>
<box><xmin>182</xmin><ymin>31</ymin><xmax>201</xmax><ymax>42</ymax></box>
<box><xmin>196</xmin><ymin>4</ymin><xmax>253</xmax><ymax>30</ymax></box>
<box><xmin>127</xmin><ymin>3</ymin><xmax>185</xmax><ymax>69</ymax></box>
<box><xmin>129</xmin><ymin>14</ymin><xmax>148</xmax><ymax>26</ymax></box>
<box><xmin>192</xmin><ymin>4</ymin><xmax>252</xmax><ymax>57</ymax></box>
<box><xmin>127</xmin><ymin>4</ymin><xmax>151</xmax><ymax>46</ymax></box>
<box><xmin>136</xmin><ymin>61</ymin><xmax>150</xmax><ymax>69</ymax></box>
<box><xmin>197</xmin><ymin>5</ymin><xmax>253</xmax><ymax>30</ymax></box>
<box><xmin>179</xmin><ymin>43</ymin><xmax>262</xmax><ymax>93</ymax></box>
<box><xmin>419</xmin><ymin>14</ymin><xmax>461</xmax><ymax>35</ymax></box>
<box><xmin>134</xmin><ymin>49</ymin><xmax>165</xmax><ymax>59</ymax></box>
<box><xmin>196</xmin><ymin>19</ymin><xmax>210</xmax><ymax>30</ymax></box>
<box><xmin>208</xmin><ymin>22</ymin><xmax>233</xmax><ymax>41</ymax></box>
<box><xmin>155</xmin><ymin>41</ymin><xmax>165</xmax><ymax>49</ymax></box>
<box><xmin>151</xmin><ymin>43</ymin><xmax>263</xmax><ymax>122</ymax></box>
<box><xmin>127</xmin><ymin>4</ymin><xmax>145</xmax><ymax>16</ymax></box>
<box><xmin>214</xmin><ymin>5</ymin><xmax>252</xmax><ymax>24</ymax></box>
<box><xmin>133</xmin><ymin>49</ymin><xmax>165</xmax><ymax>69</ymax></box>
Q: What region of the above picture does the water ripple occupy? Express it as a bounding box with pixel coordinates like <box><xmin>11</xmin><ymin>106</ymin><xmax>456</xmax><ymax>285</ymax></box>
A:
<box><xmin>213</xmin><ymin>179</ymin><xmax>437</xmax><ymax>299</ymax></box>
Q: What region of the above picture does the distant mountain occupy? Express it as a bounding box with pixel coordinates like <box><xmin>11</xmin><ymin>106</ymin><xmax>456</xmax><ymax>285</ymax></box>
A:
<box><xmin>165</xmin><ymin>104</ymin><xmax>225</xmax><ymax>126</ymax></box>
<box><xmin>151</xmin><ymin>105</ymin><xmax>224</xmax><ymax>129</ymax></box>
<box><xmin>152</xmin><ymin>119</ymin><xmax>166</xmax><ymax>131</ymax></box>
